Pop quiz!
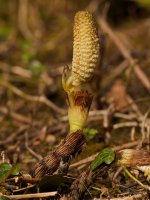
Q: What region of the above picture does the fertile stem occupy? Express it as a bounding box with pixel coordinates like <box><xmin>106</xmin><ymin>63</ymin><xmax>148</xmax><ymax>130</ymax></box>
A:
<box><xmin>62</xmin><ymin>11</ymin><xmax>99</xmax><ymax>133</ymax></box>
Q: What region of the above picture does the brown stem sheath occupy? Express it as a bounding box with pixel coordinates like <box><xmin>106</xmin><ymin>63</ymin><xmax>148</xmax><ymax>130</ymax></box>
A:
<box><xmin>31</xmin><ymin>131</ymin><xmax>85</xmax><ymax>178</ymax></box>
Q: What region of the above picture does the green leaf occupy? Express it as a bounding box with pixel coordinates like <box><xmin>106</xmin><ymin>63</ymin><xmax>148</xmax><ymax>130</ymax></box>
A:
<box><xmin>11</xmin><ymin>164</ymin><xmax>20</xmax><ymax>176</ymax></box>
<box><xmin>0</xmin><ymin>163</ymin><xmax>12</xmax><ymax>172</ymax></box>
<box><xmin>0</xmin><ymin>163</ymin><xmax>20</xmax><ymax>183</ymax></box>
<box><xmin>91</xmin><ymin>148</ymin><xmax>115</xmax><ymax>171</ymax></box>
<box><xmin>83</xmin><ymin>128</ymin><xmax>98</xmax><ymax>141</ymax></box>
<box><xmin>0</xmin><ymin>163</ymin><xmax>12</xmax><ymax>183</ymax></box>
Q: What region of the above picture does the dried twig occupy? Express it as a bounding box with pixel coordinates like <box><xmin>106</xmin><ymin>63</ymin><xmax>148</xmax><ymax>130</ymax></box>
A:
<box><xmin>0</xmin><ymin>126</ymin><xmax>28</xmax><ymax>145</ymax></box>
<box><xmin>94</xmin><ymin>192</ymin><xmax>147</xmax><ymax>200</ymax></box>
<box><xmin>0</xmin><ymin>107</ymin><xmax>32</xmax><ymax>124</ymax></box>
<box><xmin>70</xmin><ymin>140</ymin><xmax>142</xmax><ymax>169</ymax></box>
<box><xmin>0</xmin><ymin>191</ymin><xmax>57</xmax><ymax>199</ymax></box>
<box><xmin>68</xmin><ymin>148</ymin><xmax>150</xmax><ymax>200</ymax></box>
<box><xmin>25</xmin><ymin>132</ymin><xmax>42</xmax><ymax>161</ymax></box>
<box><xmin>97</xmin><ymin>18</ymin><xmax>150</xmax><ymax>92</ymax></box>
<box><xmin>113</xmin><ymin>121</ymin><xmax>138</xmax><ymax>129</ymax></box>
<box><xmin>0</xmin><ymin>62</ymin><xmax>53</xmax><ymax>86</ymax></box>
<box><xmin>101</xmin><ymin>60</ymin><xmax>128</xmax><ymax>89</ymax></box>
<box><xmin>0</xmin><ymin>79</ymin><xmax>65</xmax><ymax>114</ymax></box>
<box><xmin>124</xmin><ymin>168</ymin><xmax>150</xmax><ymax>191</ymax></box>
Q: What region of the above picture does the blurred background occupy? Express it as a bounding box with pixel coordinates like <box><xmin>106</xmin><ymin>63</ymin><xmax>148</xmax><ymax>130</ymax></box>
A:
<box><xmin>0</xmin><ymin>0</ymin><xmax>150</xmax><ymax>65</ymax></box>
<box><xmin>0</xmin><ymin>0</ymin><xmax>150</xmax><ymax>171</ymax></box>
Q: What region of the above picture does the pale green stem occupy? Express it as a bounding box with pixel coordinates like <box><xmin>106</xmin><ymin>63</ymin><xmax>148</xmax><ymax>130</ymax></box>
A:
<box><xmin>124</xmin><ymin>168</ymin><xmax>150</xmax><ymax>191</ymax></box>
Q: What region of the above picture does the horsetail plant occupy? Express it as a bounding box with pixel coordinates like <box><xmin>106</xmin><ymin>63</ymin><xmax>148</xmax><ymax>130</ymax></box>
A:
<box><xmin>67</xmin><ymin>149</ymin><xmax>150</xmax><ymax>199</ymax></box>
<box><xmin>32</xmin><ymin>11</ymin><xmax>100</xmax><ymax>178</ymax></box>
<box><xmin>116</xmin><ymin>149</ymin><xmax>150</xmax><ymax>182</ymax></box>
<box><xmin>62</xmin><ymin>11</ymin><xmax>99</xmax><ymax>133</ymax></box>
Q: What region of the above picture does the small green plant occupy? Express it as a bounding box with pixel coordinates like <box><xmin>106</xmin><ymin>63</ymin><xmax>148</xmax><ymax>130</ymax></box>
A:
<box><xmin>0</xmin><ymin>162</ymin><xmax>19</xmax><ymax>183</ymax></box>
<box><xmin>91</xmin><ymin>147</ymin><xmax>115</xmax><ymax>171</ymax></box>
<box><xmin>83</xmin><ymin>127</ymin><xmax>98</xmax><ymax>141</ymax></box>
